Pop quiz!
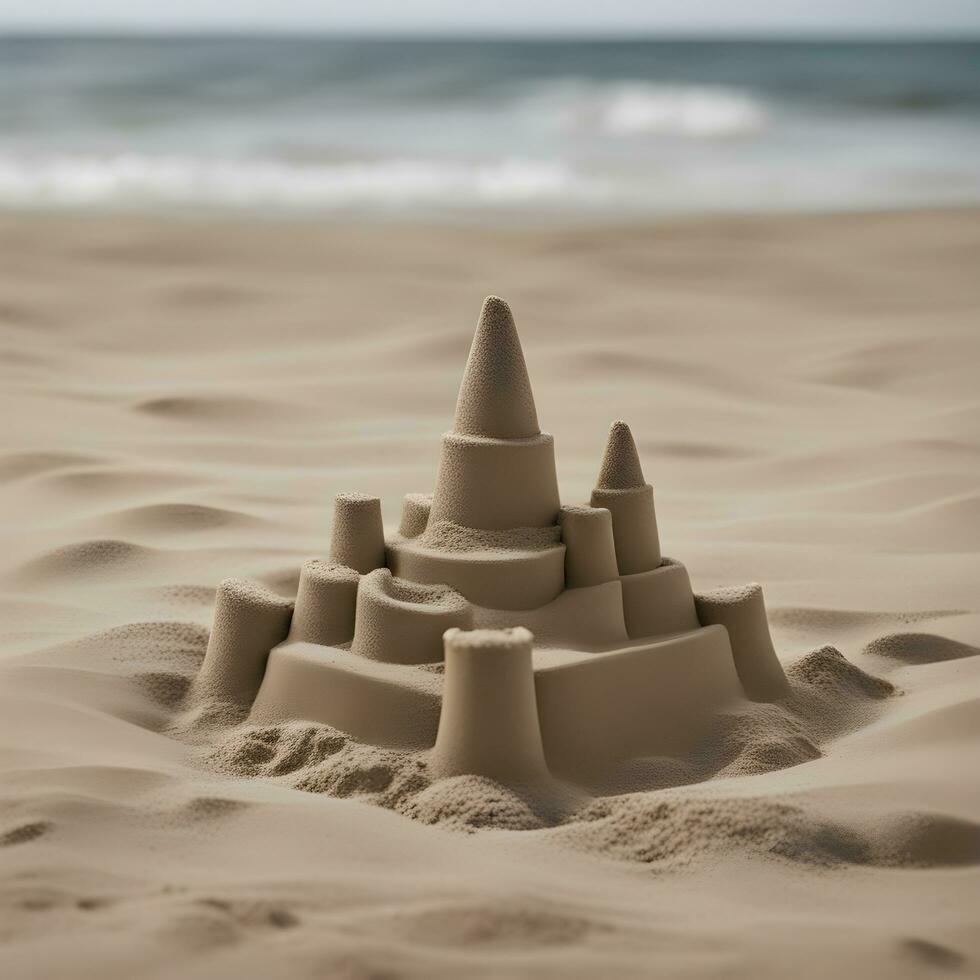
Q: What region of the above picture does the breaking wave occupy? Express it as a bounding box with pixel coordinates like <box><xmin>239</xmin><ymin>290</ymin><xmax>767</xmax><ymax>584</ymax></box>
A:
<box><xmin>548</xmin><ymin>81</ymin><xmax>769</xmax><ymax>138</ymax></box>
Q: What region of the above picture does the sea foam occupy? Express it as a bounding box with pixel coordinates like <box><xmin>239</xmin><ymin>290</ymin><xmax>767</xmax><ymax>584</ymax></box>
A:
<box><xmin>534</xmin><ymin>80</ymin><xmax>769</xmax><ymax>138</ymax></box>
<box><xmin>596</xmin><ymin>83</ymin><xmax>768</xmax><ymax>137</ymax></box>
<box><xmin>0</xmin><ymin>155</ymin><xmax>610</xmax><ymax>212</ymax></box>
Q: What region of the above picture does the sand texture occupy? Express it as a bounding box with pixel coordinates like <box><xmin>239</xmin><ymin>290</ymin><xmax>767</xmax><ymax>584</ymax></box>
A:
<box><xmin>1</xmin><ymin>209</ymin><xmax>979</xmax><ymax>978</ymax></box>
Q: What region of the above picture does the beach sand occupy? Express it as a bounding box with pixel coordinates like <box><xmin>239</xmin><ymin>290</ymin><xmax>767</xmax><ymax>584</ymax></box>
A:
<box><xmin>1</xmin><ymin>207</ymin><xmax>979</xmax><ymax>978</ymax></box>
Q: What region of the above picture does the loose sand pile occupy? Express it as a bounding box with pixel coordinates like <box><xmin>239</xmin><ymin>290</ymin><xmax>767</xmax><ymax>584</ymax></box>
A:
<box><xmin>1</xmin><ymin>209</ymin><xmax>978</xmax><ymax>978</ymax></box>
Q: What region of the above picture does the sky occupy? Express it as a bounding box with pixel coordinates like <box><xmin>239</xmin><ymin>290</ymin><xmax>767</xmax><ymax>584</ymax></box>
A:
<box><xmin>2</xmin><ymin>0</ymin><xmax>980</xmax><ymax>36</ymax></box>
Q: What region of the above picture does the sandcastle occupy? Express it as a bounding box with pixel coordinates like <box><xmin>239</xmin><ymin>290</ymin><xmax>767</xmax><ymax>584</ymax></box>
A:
<box><xmin>195</xmin><ymin>297</ymin><xmax>790</xmax><ymax>789</ymax></box>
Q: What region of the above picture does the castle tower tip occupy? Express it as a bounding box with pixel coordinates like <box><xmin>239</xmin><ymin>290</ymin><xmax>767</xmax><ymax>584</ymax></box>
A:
<box><xmin>596</xmin><ymin>420</ymin><xmax>647</xmax><ymax>491</ymax></box>
<box><xmin>591</xmin><ymin>420</ymin><xmax>661</xmax><ymax>574</ymax></box>
<box><xmin>452</xmin><ymin>296</ymin><xmax>540</xmax><ymax>440</ymax></box>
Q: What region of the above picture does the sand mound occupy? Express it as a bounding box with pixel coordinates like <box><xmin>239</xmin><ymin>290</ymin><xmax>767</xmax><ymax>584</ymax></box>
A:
<box><xmin>708</xmin><ymin>703</ymin><xmax>821</xmax><ymax>779</ymax></box>
<box><xmin>784</xmin><ymin>645</ymin><xmax>895</xmax><ymax>741</ymax></box>
<box><xmin>11</xmin><ymin>538</ymin><xmax>159</xmax><ymax>585</ymax></box>
<box><xmin>137</xmin><ymin>670</ymin><xmax>194</xmax><ymax>708</ymax></box>
<box><xmin>0</xmin><ymin>450</ymin><xmax>101</xmax><ymax>482</ymax></box>
<box><xmin>752</xmin><ymin>644</ymin><xmax>893</xmax><ymax>752</ymax></box>
<box><xmin>863</xmin><ymin>632</ymin><xmax>980</xmax><ymax>664</ymax></box>
<box><xmin>105</xmin><ymin>503</ymin><xmax>265</xmax><ymax>536</ymax></box>
<box><xmin>551</xmin><ymin>795</ymin><xmax>859</xmax><ymax>868</ymax></box>
<box><xmin>34</xmin><ymin>620</ymin><xmax>208</xmax><ymax>673</ymax></box>
<box><xmin>176</xmin><ymin>795</ymin><xmax>251</xmax><ymax>823</ymax></box>
<box><xmin>402</xmin><ymin>776</ymin><xmax>545</xmax><ymax>832</ymax></box>
<box><xmin>207</xmin><ymin>721</ymin><xmax>430</xmax><ymax>812</ymax></box>
<box><xmin>289</xmin><ymin>746</ymin><xmax>428</xmax><ymax>809</ymax></box>
<box><xmin>20</xmin><ymin>620</ymin><xmax>208</xmax><ymax>723</ymax></box>
<box><xmin>210</xmin><ymin>721</ymin><xmax>351</xmax><ymax>776</ymax></box>
<box><xmin>788</xmin><ymin>645</ymin><xmax>894</xmax><ymax>699</ymax></box>
<box><xmin>553</xmin><ymin>795</ymin><xmax>980</xmax><ymax>871</ymax></box>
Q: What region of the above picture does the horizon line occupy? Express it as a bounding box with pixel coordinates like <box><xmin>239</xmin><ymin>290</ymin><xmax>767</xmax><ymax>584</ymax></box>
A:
<box><xmin>2</xmin><ymin>26</ymin><xmax>980</xmax><ymax>43</ymax></box>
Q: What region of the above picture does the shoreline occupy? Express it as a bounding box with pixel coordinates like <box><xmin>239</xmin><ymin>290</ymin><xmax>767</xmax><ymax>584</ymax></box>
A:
<box><xmin>3</xmin><ymin>201</ymin><xmax>979</xmax><ymax>233</ymax></box>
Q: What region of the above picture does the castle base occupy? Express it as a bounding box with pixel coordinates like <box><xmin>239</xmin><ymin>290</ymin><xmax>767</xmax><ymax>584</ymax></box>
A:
<box><xmin>248</xmin><ymin>622</ymin><xmax>743</xmax><ymax>787</ymax></box>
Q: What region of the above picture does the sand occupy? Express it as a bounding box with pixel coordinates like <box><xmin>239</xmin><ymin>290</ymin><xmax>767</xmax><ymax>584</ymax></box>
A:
<box><xmin>1</xmin><ymin>207</ymin><xmax>979</xmax><ymax>978</ymax></box>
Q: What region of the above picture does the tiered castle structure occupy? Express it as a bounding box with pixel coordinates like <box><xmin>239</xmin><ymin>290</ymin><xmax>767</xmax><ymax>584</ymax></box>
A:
<box><xmin>196</xmin><ymin>297</ymin><xmax>789</xmax><ymax>788</ymax></box>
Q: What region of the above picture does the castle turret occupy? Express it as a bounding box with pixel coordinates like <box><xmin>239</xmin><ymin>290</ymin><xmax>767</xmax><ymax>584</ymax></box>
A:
<box><xmin>695</xmin><ymin>584</ymin><xmax>789</xmax><ymax>701</ymax></box>
<box><xmin>431</xmin><ymin>627</ymin><xmax>550</xmax><ymax>785</ymax></box>
<box><xmin>559</xmin><ymin>504</ymin><xmax>619</xmax><ymax>588</ymax></box>
<box><xmin>288</xmin><ymin>559</ymin><xmax>359</xmax><ymax>647</ymax></box>
<box><xmin>398</xmin><ymin>493</ymin><xmax>432</xmax><ymax>539</ymax></box>
<box><xmin>329</xmin><ymin>492</ymin><xmax>386</xmax><ymax>574</ymax></box>
<box><xmin>196</xmin><ymin>578</ymin><xmax>294</xmax><ymax>707</ymax></box>
<box><xmin>428</xmin><ymin>297</ymin><xmax>560</xmax><ymax>531</ymax></box>
<box><xmin>590</xmin><ymin>421</ymin><xmax>661</xmax><ymax>575</ymax></box>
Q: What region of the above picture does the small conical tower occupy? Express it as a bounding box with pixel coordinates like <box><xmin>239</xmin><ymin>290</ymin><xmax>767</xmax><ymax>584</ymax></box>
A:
<box><xmin>428</xmin><ymin>297</ymin><xmax>560</xmax><ymax>531</ymax></box>
<box><xmin>596</xmin><ymin>420</ymin><xmax>646</xmax><ymax>492</ymax></box>
<box><xmin>591</xmin><ymin>421</ymin><xmax>661</xmax><ymax>575</ymax></box>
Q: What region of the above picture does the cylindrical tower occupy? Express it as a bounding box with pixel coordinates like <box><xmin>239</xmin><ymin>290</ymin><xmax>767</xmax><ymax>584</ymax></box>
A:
<box><xmin>695</xmin><ymin>583</ymin><xmax>790</xmax><ymax>701</ymax></box>
<box><xmin>559</xmin><ymin>504</ymin><xmax>619</xmax><ymax>588</ymax></box>
<box><xmin>288</xmin><ymin>559</ymin><xmax>359</xmax><ymax>646</ymax></box>
<box><xmin>398</xmin><ymin>493</ymin><xmax>432</xmax><ymax>539</ymax></box>
<box><xmin>432</xmin><ymin>626</ymin><xmax>550</xmax><ymax>785</ymax></box>
<box><xmin>196</xmin><ymin>578</ymin><xmax>294</xmax><ymax>707</ymax></box>
<box><xmin>329</xmin><ymin>492</ymin><xmax>386</xmax><ymax>574</ymax></box>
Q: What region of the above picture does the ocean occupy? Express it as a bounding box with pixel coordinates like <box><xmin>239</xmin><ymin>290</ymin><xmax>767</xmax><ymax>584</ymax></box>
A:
<box><xmin>2</xmin><ymin>36</ymin><xmax>979</xmax><ymax>218</ymax></box>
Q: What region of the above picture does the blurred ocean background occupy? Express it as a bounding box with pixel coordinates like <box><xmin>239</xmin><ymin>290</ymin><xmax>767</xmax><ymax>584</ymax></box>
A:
<box><xmin>2</xmin><ymin>36</ymin><xmax>979</xmax><ymax>218</ymax></box>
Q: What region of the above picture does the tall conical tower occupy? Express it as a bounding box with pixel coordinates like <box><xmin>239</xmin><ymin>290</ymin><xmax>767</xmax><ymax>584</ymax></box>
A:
<box><xmin>452</xmin><ymin>296</ymin><xmax>539</xmax><ymax>440</ymax></box>
<box><xmin>428</xmin><ymin>297</ymin><xmax>560</xmax><ymax>530</ymax></box>
<box><xmin>388</xmin><ymin>297</ymin><xmax>565</xmax><ymax>609</ymax></box>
